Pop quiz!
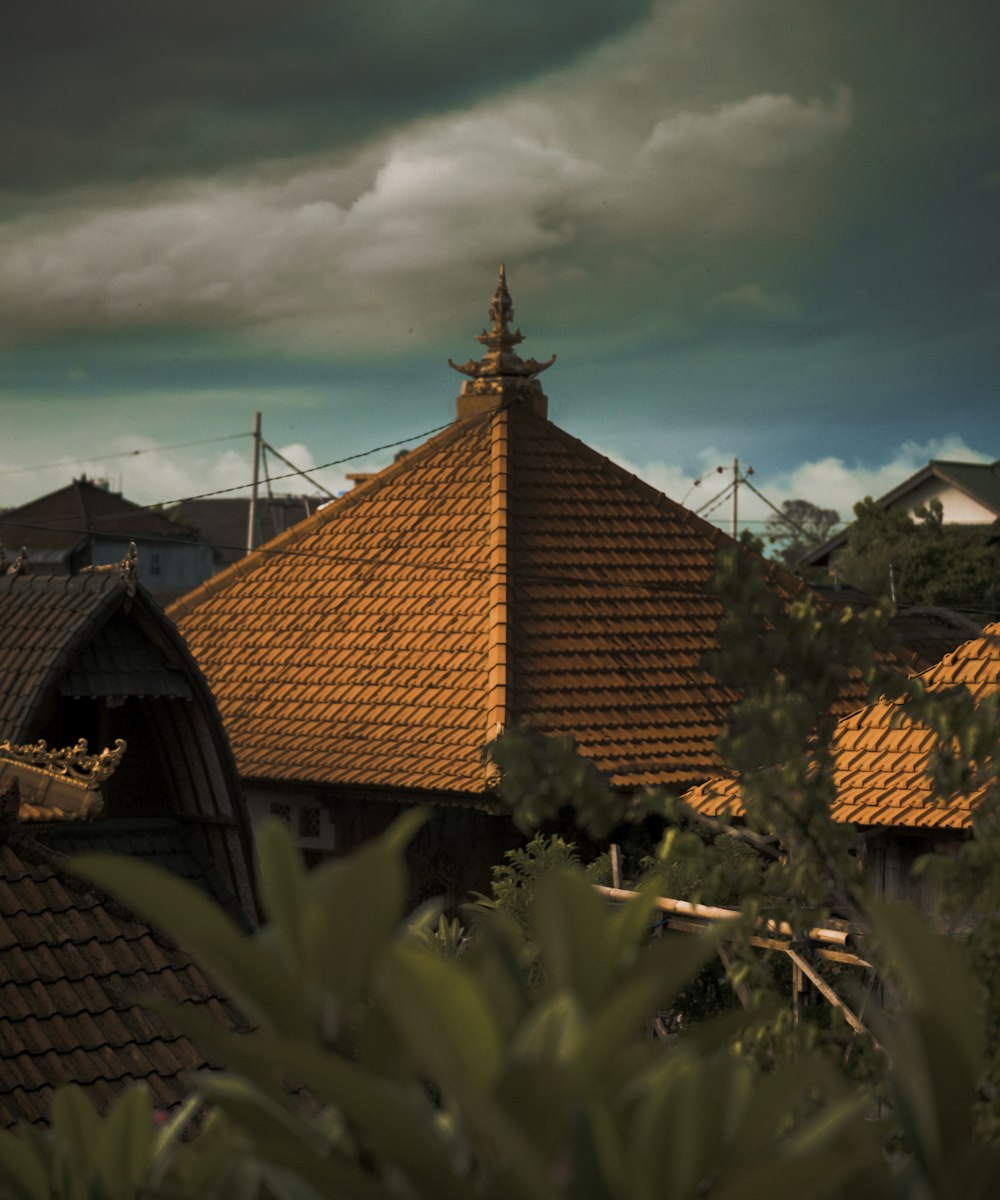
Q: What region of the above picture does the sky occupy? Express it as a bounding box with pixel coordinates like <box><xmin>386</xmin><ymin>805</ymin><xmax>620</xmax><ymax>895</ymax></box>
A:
<box><xmin>1</xmin><ymin>0</ymin><xmax>997</xmax><ymax>538</ymax></box>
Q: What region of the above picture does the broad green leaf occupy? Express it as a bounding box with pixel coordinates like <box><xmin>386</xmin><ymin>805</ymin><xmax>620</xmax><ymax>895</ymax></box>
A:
<box><xmin>510</xmin><ymin>991</ymin><xmax>585</xmax><ymax>1062</ymax></box>
<box><xmin>608</xmin><ymin>880</ymin><xmax>663</xmax><ymax>956</ymax></box>
<box><xmin>871</xmin><ymin>902</ymin><xmax>986</xmax><ymax>1180</ymax></box>
<box><xmin>884</xmin><ymin>1010</ymin><xmax>980</xmax><ymax>1186</ymax></box>
<box><xmin>197</xmin><ymin>1076</ymin><xmax>384</xmax><ymax>1200</ymax></box>
<box><xmin>727</xmin><ymin>1055</ymin><xmax>842</xmax><ymax>1158</ymax></box>
<box><xmin>871</xmin><ymin>901</ymin><xmax>984</xmax><ymax>1070</ymax></box>
<box><xmin>184</xmin><ymin>1023</ymin><xmax>471</xmax><ymax>1200</ymax></box>
<box><xmin>709</xmin><ymin>1146</ymin><xmax>882</xmax><ymax>1200</ymax></box>
<box><xmin>257</xmin><ymin>819</ymin><xmax>312</xmax><ymax>968</ymax></box>
<box><xmin>461</xmin><ymin>908</ymin><xmax>532</xmax><ymax>1038</ymax></box>
<box><xmin>574</xmin><ymin>932</ymin><xmax>721</xmax><ymax>1084</ymax></box>
<box><xmin>257</xmin><ymin>1163</ymin><xmax>329</xmax><ymax>1200</ymax></box>
<box><xmin>71</xmin><ymin>854</ymin><xmax>306</xmax><ymax>1035</ymax></box>
<box><xmin>780</xmin><ymin>1094</ymin><xmax>870</xmax><ymax>1161</ymax></box>
<box><xmin>627</xmin><ymin>1051</ymin><xmax>740</xmax><ymax>1200</ymax></box>
<box><xmin>149</xmin><ymin>1093</ymin><xmax>202</xmax><ymax>1183</ymax></box>
<box><xmin>582</xmin><ymin>1098</ymin><xmax>627</xmax><ymax>1200</ymax></box>
<box><xmin>50</xmin><ymin>1085</ymin><xmax>102</xmax><ymax>1170</ymax></box>
<box><xmin>97</xmin><ymin>1084</ymin><xmax>155</xmax><ymax>1198</ymax></box>
<box><xmin>494</xmin><ymin>1061</ymin><xmax>578</xmax><ymax>1159</ymax></box>
<box><xmin>534</xmin><ymin>871</ymin><xmax>617</xmax><ymax>1008</ymax></box>
<box><xmin>379</xmin><ymin>942</ymin><xmax>504</xmax><ymax>1091</ymax></box>
<box><xmin>310</xmin><ymin>808</ymin><xmax>427</xmax><ymax>1018</ymax></box>
<box><xmin>0</xmin><ymin>1129</ymin><xmax>49</xmax><ymax>1200</ymax></box>
<box><xmin>568</xmin><ymin>1100</ymin><xmax>617</xmax><ymax>1200</ymax></box>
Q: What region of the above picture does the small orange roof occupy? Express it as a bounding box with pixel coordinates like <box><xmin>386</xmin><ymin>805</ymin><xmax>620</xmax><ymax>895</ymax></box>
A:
<box><xmin>168</xmin><ymin>270</ymin><xmax>873</xmax><ymax>802</ymax></box>
<box><xmin>686</xmin><ymin>625</ymin><xmax>1000</xmax><ymax>830</ymax></box>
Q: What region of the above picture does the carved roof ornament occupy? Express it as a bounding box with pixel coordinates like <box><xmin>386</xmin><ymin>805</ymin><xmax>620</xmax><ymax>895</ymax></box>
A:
<box><xmin>0</xmin><ymin>544</ymin><xmax>27</xmax><ymax>576</ymax></box>
<box><xmin>449</xmin><ymin>265</ymin><xmax>555</xmax><ymax>419</ymax></box>
<box><xmin>0</xmin><ymin>737</ymin><xmax>127</xmax><ymax>821</ymax></box>
<box><xmin>81</xmin><ymin>540</ymin><xmax>139</xmax><ymax>599</ymax></box>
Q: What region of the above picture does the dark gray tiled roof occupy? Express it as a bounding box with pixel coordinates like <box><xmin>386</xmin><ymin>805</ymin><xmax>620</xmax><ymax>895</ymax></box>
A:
<box><xmin>0</xmin><ymin>828</ymin><xmax>251</xmax><ymax>1126</ymax></box>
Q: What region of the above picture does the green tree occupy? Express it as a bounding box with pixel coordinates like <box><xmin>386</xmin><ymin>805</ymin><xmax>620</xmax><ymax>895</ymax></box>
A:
<box><xmin>831</xmin><ymin>498</ymin><xmax>1000</xmax><ymax>616</ymax></box>
<box><xmin>765</xmin><ymin>499</ymin><xmax>840</xmax><ymax>568</ymax></box>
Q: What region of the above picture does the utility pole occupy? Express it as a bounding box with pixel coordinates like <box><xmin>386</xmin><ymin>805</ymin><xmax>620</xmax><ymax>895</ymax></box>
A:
<box><xmin>732</xmin><ymin>457</ymin><xmax>739</xmax><ymax>540</ymax></box>
<box><xmin>246</xmin><ymin>411</ymin><xmax>262</xmax><ymax>556</ymax></box>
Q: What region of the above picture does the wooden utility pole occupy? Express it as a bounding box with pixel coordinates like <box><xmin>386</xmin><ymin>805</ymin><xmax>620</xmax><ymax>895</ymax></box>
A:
<box><xmin>246</xmin><ymin>411</ymin><xmax>262</xmax><ymax>556</ymax></box>
<box><xmin>732</xmin><ymin>457</ymin><xmax>739</xmax><ymax>539</ymax></box>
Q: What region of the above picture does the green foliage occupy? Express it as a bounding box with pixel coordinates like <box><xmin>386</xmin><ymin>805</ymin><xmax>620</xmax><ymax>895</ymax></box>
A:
<box><xmin>700</xmin><ymin>547</ymin><xmax>901</xmax><ymax>926</ymax></box>
<box><xmin>915</xmin><ymin>785</ymin><xmax>1000</xmax><ymax>1144</ymax></box>
<box><xmin>9</xmin><ymin>543</ymin><xmax>1000</xmax><ymax>1198</ymax></box>
<box><xmin>644</xmin><ymin>827</ymin><xmax>764</xmax><ymax>908</ymax></box>
<box><xmin>832</xmin><ymin>497</ymin><xmax>1000</xmax><ymax>615</ymax></box>
<box><xmin>3</xmin><ymin>814</ymin><xmax>993</xmax><ymax>1198</ymax></box>
<box><xmin>17</xmin><ymin>817</ymin><xmax>888</xmax><ymax>1200</ymax></box>
<box><xmin>488</xmin><ymin>727</ymin><xmax>626</xmax><ymax>838</ymax></box>
<box><xmin>483</xmin><ymin>833</ymin><xmax>609</xmax><ymax>937</ymax></box>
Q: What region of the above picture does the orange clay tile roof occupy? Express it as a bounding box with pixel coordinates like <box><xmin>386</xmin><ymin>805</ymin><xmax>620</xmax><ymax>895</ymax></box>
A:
<box><xmin>685</xmin><ymin>624</ymin><xmax>1000</xmax><ymax>831</ymax></box>
<box><xmin>169</xmin><ymin>398</ymin><xmax>886</xmax><ymax>800</ymax></box>
<box><xmin>0</xmin><ymin>826</ymin><xmax>251</xmax><ymax>1126</ymax></box>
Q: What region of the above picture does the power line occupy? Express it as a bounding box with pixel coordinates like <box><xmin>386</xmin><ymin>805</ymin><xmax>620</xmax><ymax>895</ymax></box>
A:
<box><xmin>681</xmin><ymin>465</ymin><xmax>726</xmax><ymax>507</ymax></box>
<box><xmin>0</xmin><ymin>431</ymin><xmax>252</xmax><ymax>478</ymax></box>
<box><xmin>261</xmin><ymin>441</ymin><xmax>337</xmax><ymax>500</ymax></box>
<box><xmin>0</xmin><ymin>417</ymin><xmax>457</xmax><ymax>529</ymax></box>
<box><xmin>695</xmin><ymin>481</ymin><xmax>735</xmax><ymax>520</ymax></box>
<box><xmin>0</xmin><ymin>513</ymin><xmax>724</xmax><ymax>601</ymax></box>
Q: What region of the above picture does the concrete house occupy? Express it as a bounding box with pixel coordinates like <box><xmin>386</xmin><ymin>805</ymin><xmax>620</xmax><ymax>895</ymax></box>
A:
<box><xmin>0</xmin><ymin>476</ymin><xmax>215</xmax><ymax>604</ymax></box>
<box><xmin>803</xmin><ymin>458</ymin><xmax>1000</xmax><ymax>570</ymax></box>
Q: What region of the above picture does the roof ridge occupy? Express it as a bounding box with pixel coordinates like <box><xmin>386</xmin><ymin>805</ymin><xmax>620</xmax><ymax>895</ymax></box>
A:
<box><xmin>484</xmin><ymin>408</ymin><xmax>511</xmax><ymax>787</ymax></box>
<box><xmin>167</xmin><ymin>410</ymin><xmax>495</xmax><ymax>622</ymax></box>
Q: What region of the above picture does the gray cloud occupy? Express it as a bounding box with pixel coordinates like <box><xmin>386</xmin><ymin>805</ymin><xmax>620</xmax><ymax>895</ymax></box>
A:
<box><xmin>0</xmin><ymin>62</ymin><xmax>853</xmax><ymax>351</ymax></box>
<box><xmin>0</xmin><ymin>0</ymin><xmax>996</xmax><ymax>511</ymax></box>
<box><xmin>1</xmin><ymin>0</ymin><xmax>654</xmax><ymax>199</ymax></box>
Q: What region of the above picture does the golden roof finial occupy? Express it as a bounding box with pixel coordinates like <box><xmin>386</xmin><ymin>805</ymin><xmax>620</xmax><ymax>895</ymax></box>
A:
<box><xmin>0</xmin><ymin>544</ymin><xmax>27</xmax><ymax>576</ymax></box>
<box><xmin>449</xmin><ymin>264</ymin><xmax>556</xmax><ymax>385</ymax></box>
<box><xmin>81</xmin><ymin>540</ymin><xmax>138</xmax><ymax>599</ymax></box>
<box><xmin>485</xmin><ymin>262</ymin><xmax>518</xmax><ymax>347</ymax></box>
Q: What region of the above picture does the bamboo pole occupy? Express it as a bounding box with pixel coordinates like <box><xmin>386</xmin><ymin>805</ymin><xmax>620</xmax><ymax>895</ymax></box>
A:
<box><xmin>786</xmin><ymin>948</ymin><xmax>870</xmax><ymax>1037</ymax></box>
<box><xmin>594</xmin><ymin>884</ymin><xmax>858</xmax><ymax>949</ymax></box>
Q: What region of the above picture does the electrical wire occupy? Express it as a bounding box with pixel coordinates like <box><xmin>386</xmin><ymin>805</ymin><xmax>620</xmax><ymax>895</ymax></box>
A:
<box><xmin>695</xmin><ymin>482</ymin><xmax>736</xmax><ymax>520</ymax></box>
<box><xmin>261</xmin><ymin>441</ymin><xmax>337</xmax><ymax>500</ymax></box>
<box><xmin>740</xmin><ymin>476</ymin><xmax>833</xmax><ymax>542</ymax></box>
<box><xmin>0</xmin><ymin>417</ymin><xmax>457</xmax><ymax>529</ymax></box>
<box><xmin>0</xmin><ymin>512</ymin><xmax>725</xmax><ymax>602</ymax></box>
<box><xmin>0</xmin><ymin>431</ymin><xmax>252</xmax><ymax>478</ymax></box>
<box><xmin>680</xmin><ymin>465</ymin><xmax>726</xmax><ymax>507</ymax></box>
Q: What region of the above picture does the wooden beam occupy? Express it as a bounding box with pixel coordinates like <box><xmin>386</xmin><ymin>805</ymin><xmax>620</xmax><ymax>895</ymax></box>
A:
<box><xmin>718</xmin><ymin>940</ymin><xmax>753</xmax><ymax>1011</ymax></box>
<box><xmin>786</xmin><ymin>948</ymin><xmax>870</xmax><ymax>1038</ymax></box>
<box><xmin>596</xmin><ymin>884</ymin><xmax>860</xmax><ymax>949</ymax></box>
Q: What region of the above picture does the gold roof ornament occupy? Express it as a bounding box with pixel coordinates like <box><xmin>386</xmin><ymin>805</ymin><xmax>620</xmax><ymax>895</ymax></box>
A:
<box><xmin>0</xmin><ymin>544</ymin><xmax>27</xmax><ymax>576</ymax></box>
<box><xmin>81</xmin><ymin>540</ymin><xmax>139</xmax><ymax>599</ymax></box>
<box><xmin>0</xmin><ymin>737</ymin><xmax>127</xmax><ymax>821</ymax></box>
<box><xmin>450</xmin><ymin>264</ymin><xmax>555</xmax><ymax>418</ymax></box>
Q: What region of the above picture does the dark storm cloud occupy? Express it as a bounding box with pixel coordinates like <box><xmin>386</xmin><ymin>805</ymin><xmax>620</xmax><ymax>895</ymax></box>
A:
<box><xmin>1</xmin><ymin>0</ymin><xmax>997</xmax><ymax>522</ymax></box>
<box><xmin>1</xmin><ymin>0</ymin><xmax>653</xmax><ymax>197</ymax></box>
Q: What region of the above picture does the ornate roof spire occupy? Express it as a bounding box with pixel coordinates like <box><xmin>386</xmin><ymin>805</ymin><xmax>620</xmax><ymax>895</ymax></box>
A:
<box><xmin>450</xmin><ymin>264</ymin><xmax>555</xmax><ymax>419</ymax></box>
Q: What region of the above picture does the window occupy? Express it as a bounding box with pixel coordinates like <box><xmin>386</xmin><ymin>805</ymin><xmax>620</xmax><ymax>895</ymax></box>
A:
<box><xmin>299</xmin><ymin>805</ymin><xmax>321</xmax><ymax>839</ymax></box>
